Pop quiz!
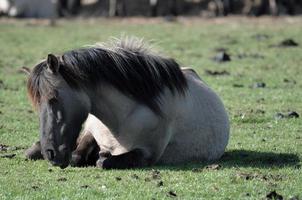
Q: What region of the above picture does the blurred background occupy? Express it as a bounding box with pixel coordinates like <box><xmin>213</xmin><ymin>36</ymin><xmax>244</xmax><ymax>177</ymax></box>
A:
<box><xmin>0</xmin><ymin>0</ymin><xmax>302</xmax><ymax>19</ymax></box>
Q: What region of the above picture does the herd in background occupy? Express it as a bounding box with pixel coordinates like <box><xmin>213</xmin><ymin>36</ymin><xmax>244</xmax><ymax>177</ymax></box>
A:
<box><xmin>0</xmin><ymin>0</ymin><xmax>302</xmax><ymax>19</ymax></box>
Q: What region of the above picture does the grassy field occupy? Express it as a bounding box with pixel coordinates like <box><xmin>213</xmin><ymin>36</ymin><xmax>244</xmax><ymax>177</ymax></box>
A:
<box><xmin>0</xmin><ymin>17</ymin><xmax>301</xmax><ymax>200</ymax></box>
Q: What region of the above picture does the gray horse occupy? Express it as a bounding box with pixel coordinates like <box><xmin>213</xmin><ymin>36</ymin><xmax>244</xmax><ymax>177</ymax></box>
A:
<box><xmin>26</xmin><ymin>37</ymin><xmax>229</xmax><ymax>169</ymax></box>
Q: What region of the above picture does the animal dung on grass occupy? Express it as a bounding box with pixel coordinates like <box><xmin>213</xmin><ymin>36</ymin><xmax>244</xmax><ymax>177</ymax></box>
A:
<box><xmin>0</xmin><ymin>80</ymin><xmax>4</xmax><ymax>89</ymax></box>
<box><xmin>0</xmin><ymin>153</ymin><xmax>16</xmax><ymax>158</ymax></box>
<box><xmin>80</xmin><ymin>185</ymin><xmax>90</xmax><ymax>189</ymax></box>
<box><xmin>31</xmin><ymin>185</ymin><xmax>39</xmax><ymax>190</ymax></box>
<box><xmin>57</xmin><ymin>177</ymin><xmax>67</xmax><ymax>182</ymax></box>
<box><xmin>157</xmin><ymin>181</ymin><xmax>164</xmax><ymax>187</ymax></box>
<box><xmin>151</xmin><ymin>170</ymin><xmax>161</xmax><ymax>179</ymax></box>
<box><xmin>275</xmin><ymin>111</ymin><xmax>299</xmax><ymax>120</ymax></box>
<box><xmin>278</xmin><ymin>39</ymin><xmax>299</xmax><ymax>47</ymax></box>
<box><xmin>266</xmin><ymin>190</ymin><xmax>283</xmax><ymax>200</ymax></box>
<box><xmin>205</xmin><ymin>70</ymin><xmax>230</xmax><ymax>76</ymax></box>
<box><xmin>0</xmin><ymin>144</ymin><xmax>9</xmax><ymax>152</ymax></box>
<box><xmin>288</xmin><ymin>111</ymin><xmax>300</xmax><ymax>118</ymax></box>
<box><xmin>131</xmin><ymin>174</ymin><xmax>139</xmax><ymax>179</ymax></box>
<box><xmin>168</xmin><ymin>191</ymin><xmax>177</xmax><ymax>197</ymax></box>
<box><xmin>283</xmin><ymin>78</ymin><xmax>297</xmax><ymax>84</ymax></box>
<box><xmin>250</xmin><ymin>82</ymin><xmax>266</xmax><ymax>88</ymax></box>
<box><xmin>270</xmin><ymin>39</ymin><xmax>299</xmax><ymax>48</ymax></box>
<box><xmin>212</xmin><ymin>52</ymin><xmax>231</xmax><ymax>62</ymax></box>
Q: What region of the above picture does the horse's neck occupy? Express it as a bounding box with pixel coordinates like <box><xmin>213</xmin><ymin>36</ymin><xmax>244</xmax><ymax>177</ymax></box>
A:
<box><xmin>88</xmin><ymin>84</ymin><xmax>136</xmax><ymax>132</ymax></box>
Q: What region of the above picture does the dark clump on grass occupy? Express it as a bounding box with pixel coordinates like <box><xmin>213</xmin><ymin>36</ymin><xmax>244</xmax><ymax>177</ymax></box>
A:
<box><xmin>131</xmin><ymin>174</ymin><xmax>139</xmax><ymax>180</ymax></box>
<box><xmin>283</xmin><ymin>78</ymin><xmax>297</xmax><ymax>84</ymax></box>
<box><xmin>257</xmin><ymin>98</ymin><xmax>265</xmax><ymax>103</ymax></box>
<box><xmin>255</xmin><ymin>109</ymin><xmax>265</xmax><ymax>114</ymax></box>
<box><xmin>275</xmin><ymin>111</ymin><xmax>299</xmax><ymax>120</ymax></box>
<box><xmin>266</xmin><ymin>190</ymin><xmax>283</xmax><ymax>200</ymax></box>
<box><xmin>236</xmin><ymin>172</ymin><xmax>283</xmax><ymax>182</ymax></box>
<box><xmin>294</xmin><ymin>164</ymin><xmax>301</xmax><ymax>169</ymax></box>
<box><xmin>0</xmin><ymin>80</ymin><xmax>4</xmax><ymax>89</ymax></box>
<box><xmin>212</xmin><ymin>52</ymin><xmax>231</xmax><ymax>62</ymax></box>
<box><xmin>151</xmin><ymin>170</ymin><xmax>161</xmax><ymax>180</ymax></box>
<box><xmin>285</xmin><ymin>111</ymin><xmax>299</xmax><ymax>118</ymax></box>
<box><xmin>31</xmin><ymin>185</ymin><xmax>39</xmax><ymax>190</ymax></box>
<box><xmin>205</xmin><ymin>70</ymin><xmax>230</xmax><ymax>76</ymax></box>
<box><xmin>144</xmin><ymin>177</ymin><xmax>151</xmax><ymax>182</ymax></box>
<box><xmin>278</xmin><ymin>39</ymin><xmax>299</xmax><ymax>47</ymax></box>
<box><xmin>192</xmin><ymin>164</ymin><xmax>221</xmax><ymax>172</ymax></box>
<box><xmin>168</xmin><ymin>191</ymin><xmax>177</xmax><ymax>198</ymax></box>
<box><xmin>250</xmin><ymin>82</ymin><xmax>266</xmax><ymax>88</ymax></box>
<box><xmin>57</xmin><ymin>177</ymin><xmax>67</xmax><ymax>182</ymax></box>
<box><xmin>0</xmin><ymin>154</ymin><xmax>16</xmax><ymax>159</ymax></box>
<box><xmin>269</xmin><ymin>39</ymin><xmax>299</xmax><ymax>48</ymax></box>
<box><xmin>80</xmin><ymin>185</ymin><xmax>90</xmax><ymax>189</ymax></box>
<box><xmin>0</xmin><ymin>144</ymin><xmax>9</xmax><ymax>152</ymax></box>
<box><xmin>157</xmin><ymin>181</ymin><xmax>164</xmax><ymax>187</ymax></box>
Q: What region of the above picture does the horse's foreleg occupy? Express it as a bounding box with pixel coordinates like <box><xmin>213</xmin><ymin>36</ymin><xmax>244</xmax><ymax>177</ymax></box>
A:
<box><xmin>70</xmin><ymin>130</ymin><xmax>100</xmax><ymax>167</ymax></box>
<box><xmin>25</xmin><ymin>141</ymin><xmax>44</xmax><ymax>160</ymax></box>
<box><xmin>96</xmin><ymin>149</ymin><xmax>150</xmax><ymax>169</ymax></box>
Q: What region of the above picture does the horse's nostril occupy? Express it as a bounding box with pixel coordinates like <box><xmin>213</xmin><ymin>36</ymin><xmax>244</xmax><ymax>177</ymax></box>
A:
<box><xmin>46</xmin><ymin>149</ymin><xmax>55</xmax><ymax>160</ymax></box>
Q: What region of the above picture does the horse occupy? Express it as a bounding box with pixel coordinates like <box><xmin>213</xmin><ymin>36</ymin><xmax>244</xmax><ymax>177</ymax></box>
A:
<box><xmin>26</xmin><ymin>37</ymin><xmax>230</xmax><ymax>169</ymax></box>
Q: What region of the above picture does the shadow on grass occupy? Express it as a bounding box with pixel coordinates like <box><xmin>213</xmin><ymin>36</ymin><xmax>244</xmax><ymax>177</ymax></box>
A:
<box><xmin>219</xmin><ymin>150</ymin><xmax>300</xmax><ymax>168</ymax></box>
<box><xmin>152</xmin><ymin>150</ymin><xmax>300</xmax><ymax>171</ymax></box>
<box><xmin>23</xmin><ymin>149</ymin><xmax>299</xmax><ymax>171</ymax></box>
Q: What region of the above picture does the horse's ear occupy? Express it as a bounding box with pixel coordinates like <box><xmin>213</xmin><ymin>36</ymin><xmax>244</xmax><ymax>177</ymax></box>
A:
<box><xmin>47</xmin><ymin>54</ymin><xmax>60</xmax><ymax>74</ymax></box>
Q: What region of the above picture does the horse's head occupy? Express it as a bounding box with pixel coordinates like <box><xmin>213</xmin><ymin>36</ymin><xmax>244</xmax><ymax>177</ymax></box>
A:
<box><xmin>28</xmin><ymin>54</ymin><xmax>90</xmax><ymax>168</ymax></box>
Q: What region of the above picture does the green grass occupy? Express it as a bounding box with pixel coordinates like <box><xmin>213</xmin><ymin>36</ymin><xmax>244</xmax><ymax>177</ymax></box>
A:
<box><xmin>0</xmin><ymin>17</ymin><xmax>301</xmax><ymax>199</ymax></box>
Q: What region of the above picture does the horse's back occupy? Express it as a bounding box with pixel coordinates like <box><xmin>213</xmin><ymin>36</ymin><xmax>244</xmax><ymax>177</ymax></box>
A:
<box><xmin>158</xmin><ymin>69</ymin><xmax>230</xmax><ymax>164</ymax></box>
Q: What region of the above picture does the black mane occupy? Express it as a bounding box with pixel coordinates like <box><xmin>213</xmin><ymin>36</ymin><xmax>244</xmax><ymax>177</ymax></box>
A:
<box><xmin>29</xmin><ymin>38</ymin><xmax>188</xmax><ymax>114</ymax></box>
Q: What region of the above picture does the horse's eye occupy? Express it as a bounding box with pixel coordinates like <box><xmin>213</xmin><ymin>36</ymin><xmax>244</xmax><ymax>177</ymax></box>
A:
<box><xmin>48</xmin><ymin>97</ymin><xmax>58</xmax><ymax>105</ymax></box>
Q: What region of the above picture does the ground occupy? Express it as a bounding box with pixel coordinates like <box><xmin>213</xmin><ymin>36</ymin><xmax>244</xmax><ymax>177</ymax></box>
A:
<box><xmin>0</xmin><ymin>17</ymin><xmax>301</xmax><ymax>200</ymax></box>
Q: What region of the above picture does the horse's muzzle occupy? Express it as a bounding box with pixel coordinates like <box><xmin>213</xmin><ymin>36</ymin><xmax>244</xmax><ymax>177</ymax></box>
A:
<box><xmin>44</xmin><ymin>146</ymin><xmax>71</xmax><ymax>169</ymax></box>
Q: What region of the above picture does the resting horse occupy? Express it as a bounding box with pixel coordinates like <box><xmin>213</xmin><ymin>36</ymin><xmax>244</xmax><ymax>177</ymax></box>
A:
<box><xmin>25</xmin><ymin>37</ymin><xmax>230</xmax><ymax>169</ymax></box>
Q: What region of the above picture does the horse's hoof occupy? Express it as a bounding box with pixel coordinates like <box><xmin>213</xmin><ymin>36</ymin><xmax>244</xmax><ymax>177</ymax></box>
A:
<box><xmin>25</xmin><ymin>142</ymin><xmax>44</xmax><ymax>160</ymax></box>
<box><xmin>96</xmin><ymin>157</ymin><xmax>108</xmax><ymax>168</ymax></box>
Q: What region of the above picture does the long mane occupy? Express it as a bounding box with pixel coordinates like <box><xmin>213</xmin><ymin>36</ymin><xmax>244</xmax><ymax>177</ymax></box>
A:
<box><xmin>28</xmin><ymin>37</ymin><xmax>188</xmax><ymax>114</ymax></box>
